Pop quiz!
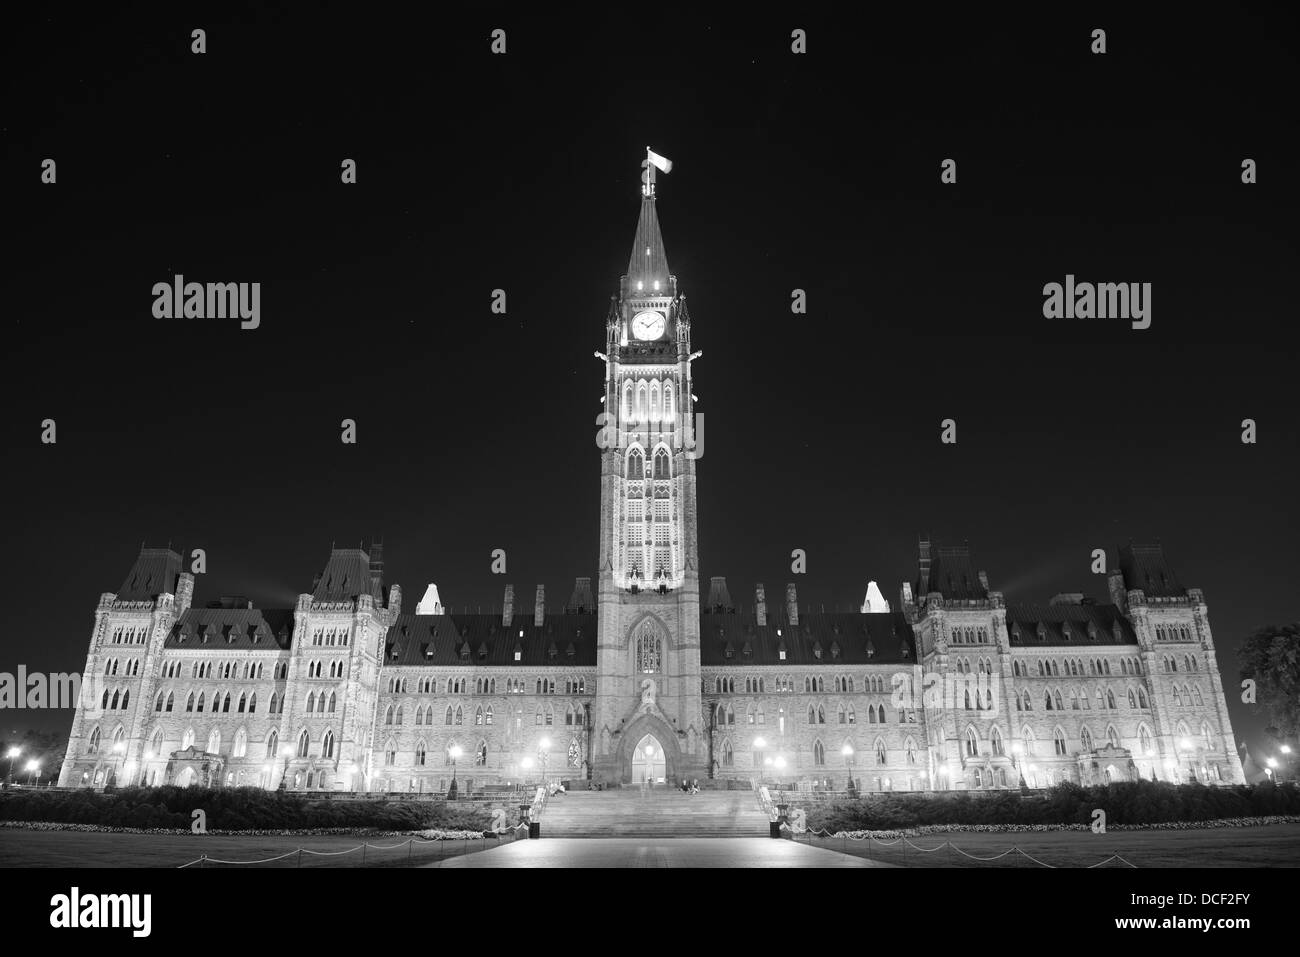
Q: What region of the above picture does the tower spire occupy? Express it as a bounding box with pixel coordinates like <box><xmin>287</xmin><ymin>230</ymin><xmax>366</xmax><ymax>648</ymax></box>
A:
<box><xmin>627</xmin><ymin>148</ymin><xmax>673</xmax><ymax>294</ymax></box>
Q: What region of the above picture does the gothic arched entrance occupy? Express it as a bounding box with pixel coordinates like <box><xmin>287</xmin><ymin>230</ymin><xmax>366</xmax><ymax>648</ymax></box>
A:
<box><xmin>631</xmin><ymin>734</ymin><xmax>666</xmax><ymax>784</ymax></box>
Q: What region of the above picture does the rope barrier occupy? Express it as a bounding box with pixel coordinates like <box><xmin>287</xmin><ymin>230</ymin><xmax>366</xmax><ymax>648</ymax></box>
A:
<box><xmin>175</xmin><ymin>827</ymin><xmax>529</xmax><ymax>868</ymax></box>
<box><xmin>794</xmin><ymin>827</ymin><xmax>1140</xmax><ymax>868</ymax></box>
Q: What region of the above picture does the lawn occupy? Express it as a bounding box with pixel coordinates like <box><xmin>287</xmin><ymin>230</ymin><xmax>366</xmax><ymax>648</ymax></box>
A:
<box><xmin>793</xmin><ymin>823</ymin><xmax>1300</xmax><ymax>867</ymax></box>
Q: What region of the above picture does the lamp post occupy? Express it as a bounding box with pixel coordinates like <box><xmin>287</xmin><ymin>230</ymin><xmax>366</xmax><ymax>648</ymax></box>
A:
<box><xmin>753</xmin><ymin>736</ymin><xmax>767</xmax><ymax>784</ymax></box>
<box><xmin>1179</xmin><ymin>737</ymin><xmax>1195</xmax><ymax>784</ymax></box>
<box><xmin>521</xmin><ymin>755</ymin><xmax>534</xmax><ymax>786</ymax></box>
<box><xmin>448</xmin><ymin>744</ymin><xmax>463</xmax><ymax>799</ymax></box>
<box><xmin>25</xmin><ymin>760</ymin><xmax>41</xmax><ymax>787</ymax></box>
<box><xmin>262</xmin><ymin>762</ymin><xmax>273</xmax><ymax>790</ymax></box>
<box><xmin>4</xmin><ymin>747</ymin><xmax>20</xmax><ymax>788</ymax></box>
<box><xmin>108</xmin><ymin>741</ymin><xmax>126</xmax><ymax>788</ymax></box>
<box><xmin>278</xmin><ymin>745</ymin><xmax>293</xmax><ymax>791</ymax></box>
<box><xmin>841</xmin><ymin>743</ymin><xmax>854</xmax><ymax>792</ymax></box>
<box><xmin>1011</xmin><ymin>741</ymin><xmax>1028</xmax><ymax>792</ymax></box>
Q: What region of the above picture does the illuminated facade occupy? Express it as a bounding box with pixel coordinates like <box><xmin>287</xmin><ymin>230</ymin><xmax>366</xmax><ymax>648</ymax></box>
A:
<box><xmin>58</xmin><ymin>165</ymin><xmax>1245</xmax><ymax>793</ymax></box>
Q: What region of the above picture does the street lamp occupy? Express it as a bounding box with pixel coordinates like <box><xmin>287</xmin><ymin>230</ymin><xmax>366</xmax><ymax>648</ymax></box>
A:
<box><xmin>448</xmin><ymin>744</ymin><xmax>463</xmax><ymax>799</ymax></box>
<box><xmin>4</xmin><ymin>747</ymin><xmax>20</xmax><ymax>788</ymax></box>
<box><xmin>109</xmin><ymin>741</ymin><xmax>126</xmax><ymax>788</ymax></box>
<box><xmin>278</xmin><ymin>745</ymin><xmax>293</xmax><ymax>791</ymax></box>
<box><xmin>1010</xmin><ymin>741</ymin><xmax>1028</xmax><ymax>792</ymax></box>
<box><xmin>1179</xmin><ymin>737</ymin><xmax>1194</xmax><ymax>783</ymax></box>
<box><xmin>25</xmin><ymin>759</ymin><xmax>41</xmax><ymax>787</ymax></box>
<box><xmin>841</xmin><ymin>743</ymin><xmax>854</xmax><ymax>791</ymax></box>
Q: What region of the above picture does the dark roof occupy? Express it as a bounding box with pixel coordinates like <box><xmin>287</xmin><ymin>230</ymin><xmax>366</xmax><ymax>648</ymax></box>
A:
<box><xmin>166</xmin><ymin>607</ymin><xmax>294</xmax><ymax>650</ymax></box>
<box><xmin>117</xmin><ymin>547</ymin><xmax>183</xmax><ymax>601</ymax></box>
<box><xmin>312</xmin><ymin>548</ymin><xmax>382</xmax><ymax>603</ymax></box>
<box><xmin>1005</xmin><ymin>604</ymin><xmax>1136</xmax><ymax>647</ymax></box>
<box><xmin>383</xmin><ymin>613</ymin><xmax>597</xmax><ymax>667</ymax></box>
<box><xmin>925</xmin><ymin>545</ymin><xmax>987</xmax><ymax>600</ymax></box>
<box><xmin>699</xmin><ymin>611</ymin><xmax>916</xmax><ymax>666</ymax></box>
<box><xmin>625</xmin><ymin>195</ymin><xmax>670</xmax><ymax>289</ymax></box>
<box><xmin>1118</xmin><ymin>544</ymin><xmax>1185</xmax><ymax>598</ymax></box>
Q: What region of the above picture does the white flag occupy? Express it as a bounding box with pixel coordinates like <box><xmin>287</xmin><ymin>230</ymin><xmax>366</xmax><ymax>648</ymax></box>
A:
<box><xmin>646</xmin><ymin>149</ymin><xmax>673</xmax><ymax>174</ymax></box>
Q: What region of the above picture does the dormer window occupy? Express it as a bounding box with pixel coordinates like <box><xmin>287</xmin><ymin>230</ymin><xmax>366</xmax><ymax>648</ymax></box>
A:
<box><xmin>477</xmin><ymin>642</ymin><xmax>488</xmax><ymax>660</ymax></box>
<box><xmin>1036</xmin><ymin>623</ymin><xmax>1047</xmax><ymax>642</ymax></box>
<box><xmin>865</xmin><ymin>640</ymin><xmax>876</xmax><ymax>658</ymax></box>
<box><xmin>1061</xmin><ymin>622</ymin><xmax>1072</xmax><ymax>641</ymax></box>
<box><xmin>812</xmin><ymin>641</ymin><xmax>823</xmax><ymax>660</ymax></box>
<box><xmin>777</xmin><ymin>642</ymin><xmax>787</xmax><ymax>661</ymax></box>
<box><xmin>548</xmin><ymin>642</ymin><xmax>558</xmax><ymax>659</ymax></box>
<box><xmin>513</xmin><ymin>644</ymin><xmax>522</xmax><ymax>662</ymax></box>
<box><xmin>723</xmin><ymin>642</ymin><xmax>734</xmax><ymax>659</ymax></box>
<box><xmin>830</xmin><ymin>641</ymin><xmax>841</xmax><ymax>660</ymax></box>
<box><xmin>565</xmin><ymin>642</ymin><xmax>576</xmax><ymax>657</ymax></box>
<box><xmin>741</xmin><ymin>641</ymin><xmax>752</xmax><ymax>658</ymax></box>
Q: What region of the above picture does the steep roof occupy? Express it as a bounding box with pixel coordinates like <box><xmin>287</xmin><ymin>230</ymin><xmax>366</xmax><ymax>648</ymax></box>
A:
<box><xmin>1118</xmin><ymin>544</ymin><xmax>1185</xmax><ymax>597</ymax></box>
<box><xmin>383</xmin><ymin>613</ymin><xmax>598</xmax><ymax>668</ymax></box>
<box><xmin>920</xmin><ymin>544</ymin><xmax>988</xmax><ymax>600</ymax></box>
<box><xmin>699</xmin><ymin>611</ymin><xmax>916</xmax><ymax>667</ymax></box>
<box><xmin>312</xmin><ymin>547</ymin><xmax>382</xmax><ymax>603</ymax></box>
<box><xmin>625</xmin><ymin>195</ymin><xmax>670</xmax><ymax>290</ymax></box>
<box><xmin>166</xmin><ymin>607</ymin><xmax>294</xmax><ymax>650</ymax></box>
<box><xmin>1005</xmin><ymin>603</ymin><xmax>1137</xmax><ymax>647</ymax></box>
<box><xmin>117</xmin><ymin>546</ymin><xmax>182</xmax><ymax>601</ymax></box>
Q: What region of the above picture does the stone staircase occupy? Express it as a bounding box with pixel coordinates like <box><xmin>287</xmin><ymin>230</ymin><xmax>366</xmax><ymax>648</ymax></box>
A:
<box><xmin>538</xmin><ymin>787</ymin><xmax>771</xmax><ymax>838</ymax></box>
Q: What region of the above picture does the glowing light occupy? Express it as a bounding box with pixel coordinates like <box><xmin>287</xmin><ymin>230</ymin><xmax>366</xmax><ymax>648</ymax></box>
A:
<box><xmin>5</xmin><ymin>747</ymin><xmax>20</xmax><ymax>760</ymax></box>
<box><xmin>1267</xmin><ymin>757</ymin><xmax>1279</xmax><ymax>768</ymax></box>
<box><xmin>449</xmin><ymin>745</ymin><xmax>463</xmax><ymax>760</ymax></box>
<box><xmin>644</xmin><ymin>745</ymin><xmax>654</xmax><ymax>757</ymax></box>
<box><xmin>637</xmin><ymin>281</ymin><xmax>643</xmax><ymax>291</ymax></box>
<box><xmin>653</xmin><ymin>280</ymin><xmax>660</xmax><ymax>290</ymax></box>
<box><xmin>841</xmin><ymin>743</ymin><xmax>854</xmax><ymax>755</ymax></box>
<box><xmin>753</xmin><ymin>737</ymin><xmax>766</xmax><ymax>749</ymax></box>
<box><xmin>774</xmin><ymin>757</ymin><xmax>787</xmax><ymax>769</ymax></box>
<box><xmin>540</xmin><ymin>737</ymin><xmax>551</xmax><ymax>750</ymax></box>
<box><xmin>24</xmin><ymin>760</ymin><xmax>40</xmax><ymax>773</ymax></box>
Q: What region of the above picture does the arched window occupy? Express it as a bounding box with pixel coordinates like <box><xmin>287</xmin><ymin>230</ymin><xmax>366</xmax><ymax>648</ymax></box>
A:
<box><xmin>1106</xmin><ymin>726</ymin><xmax>1120</xmax><ymax>748</ymax></box>
<box><xmin>1053</xmin><ymin>728</ymin><xmax>1067</xmax><ymax>755</ymax></box>
<box><xmin>990</xmin><ymin>727</ymin><xmax>1004</xmax><ymax>755</ymax></box>
<box><xmin>1053</xmin><ymin>690</ymin><xmax>1063</xmax><ymax>711</ymax></box>
<box><xmin>1192</xmin><ymin>686</ymin><xmax>1203</xmax><ymax>706</ymax></box>
<box><xmin>322</xmin><ymin>730</ymin><xmax>335</xmax><ymax>759</ymax></box>
<box><xmin>328</xmin><ymin>692</ymin><xmax>336</xmax><ymax>713</ymax></box>
<box><xmin>486</xmin><ymin>706</ymin><xmax>494</xmax><ymax>726</ymax></box>
<box><xmin>1172</xmin><ymin>687</ymin><xmax>1182</xmax><ymax>706</ymax></box>
<box><xmin>636</xmin><ymin>624</ymin><xmax>662</xmax><ymax>673</ymax></box>
<box><xmin>965</xmin><ymin>728</ymin><xmax>978</xmax><ymax>757</ymax></box>
<box><xmin>233</xmin><ymin>727</ymin><xmax>248</xmax><ymax>758</ymax></box>
<box><xmin>181</xmin><ymin>727</ymin><xmax>195</xmax><ymax>750</ymax></box>
<box><xmin>87</xmin><ymin>726</ymin><xmax>101</xmax><ymax>754</ymax></box>
<box><xmin>722</xmin><ymin>739</ymin><xmax>734</xmax><ymax>767</ymax></box>
<box><xmin>297</xmin><ymin>729</ymin><xmax>310</xmax><ymax>758</ymax></box>
<box><xmin>309</xmin><ymin>692</ymin><xmax>317</xmax><ymax>713</ymax></box>
<box><xmin>653</xmin><ymin>447</ymin><xmax>671</xmax><ymax>480</ymax></box>
<box><xmin>1138</xmin><ymin>688</ymin><xmax>1148</xmax><ymax>709</ymax></box>
<box><xmin>1080</xmin><ymin>726</ymin><xmax>1094</xmax><ymax>751</ymax></box>
<box><xmin>454</xmin><ymin>706</ymin><xmax>463</xmax><ymax>726</ymax></box>
<box><xmin>1139</xmin><ymin>725</ymin><xmax>1153</xmax><ymax>755</ymax></box>
<box><xmin>813</xmin><ymin>740</ymin><xmax>825</xmax><ymax>766</ymax></box>
<box><xmin>266</xmin><ymin>729</ymin><xmax>278</xmax><ymax>758</ymax></box>
<box><xmin>875</xmin><ymin>739</ymin><xmax>887</xmax><ymax>765</ymax></box>
<box><xmin>415</xmin><ymin>741</ymin><xmax>427</xmax><ymax>766</ymax></box>
<box><xmin>663</xmin><ymin>383</ymin><xmax>674</xmax><ymax>421</ymax></box>
<box><xmin>626</xmin><ymin>447</ymin><xmax>644</xmax><ymax>479</ymax></box>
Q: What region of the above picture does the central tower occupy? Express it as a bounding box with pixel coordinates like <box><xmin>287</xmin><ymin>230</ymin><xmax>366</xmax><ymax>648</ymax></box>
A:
<box><xmin>591</xmin><ymin>152</ymin><xmax>707</xmax><ymax>784</ymax></box>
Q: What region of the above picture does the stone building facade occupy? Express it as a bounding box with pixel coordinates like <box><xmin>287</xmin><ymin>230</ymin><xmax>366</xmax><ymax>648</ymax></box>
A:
<box><xmin>58</xmin><ymin>165</ymin><xmax>1245</xmax><ymax>793</ymax></box>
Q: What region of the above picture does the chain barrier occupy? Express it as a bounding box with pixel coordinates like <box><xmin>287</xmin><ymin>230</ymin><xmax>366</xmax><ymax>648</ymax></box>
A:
<box><xmin>789</xmin><ymin>825</ymin><xmax>1140</xmax><ymax>867</ymax></box>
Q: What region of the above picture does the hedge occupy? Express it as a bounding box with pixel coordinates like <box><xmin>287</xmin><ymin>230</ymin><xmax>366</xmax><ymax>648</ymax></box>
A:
<box><xmin>803</xmin><ymin>781</ymin><xmax>1300</xmax><ymax>832</ymax></box>
<box><xmin>0</xmin><ymin>787</ymin><xmax>494</xmax><ymax>832</ymax></box>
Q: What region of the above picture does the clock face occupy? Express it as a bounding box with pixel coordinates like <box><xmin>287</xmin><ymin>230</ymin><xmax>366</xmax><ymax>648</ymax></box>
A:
<box><xmin>631</xmin><ymin>310</ymin><xmax>666</xmax><ymax>341</ymax></box>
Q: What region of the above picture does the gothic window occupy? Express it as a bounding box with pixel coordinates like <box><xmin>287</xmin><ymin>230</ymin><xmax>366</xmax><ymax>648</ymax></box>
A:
<box><xmin>327</xmin><ymin>692</ymin><xmax>336</xmax><ymax>713</ymax></box>
<box><xmin>1106</xmin><ymin>689</ymin><xmax>1116</xmax><ymax>710</ymax></box>
<box><xmin>322</xmin><ymin>730</ymin><xmax>335</xmax><ymax>759</ymax></box>
<box><xmin>965</xmin><ymin>728</ymin><xmax>978</xmax><ymax>757</ymax></box>
<box><xmin>663</xmin><ymin>383</ymin><xmax>674</xmax><ymax>420</ymax></box>
<box><xmin>653</xmin><ymin>447</ymin><xmax>671</xmax><ymax>479</ymax></box>
<box><xmin>87</xmin><ymin>726</ymin><xmax>101</xmax><ymax>754</ymax></box>
<box><xmin>568</xmin><ymin>738</ymin><xmax>581</xmax><ymax>768</ymax></box>
<box><xmin>1128</xmin><ymin>689</ymin><xmax>1137</xmax><ymax>708</ymax></box>
<box><xmin>1138</xmin><ymin>688</ymin><xmax>1148</xmax><ymax>708</ymax></box>
<box><xmin>196</xmin><ymin>692</ymin><xmax>205</xmax><ymax>713</ymax></box>
<box><xmin>636</xmin><ymin>625</ymin><xmax>662</xmax><ymax>674</ymax></box>
<box><xmin>991</xmin><ymin>727</ymin><xmax>1004</xmax><ymax>755</ymax></box>
<box><xmin>1106</xmin><ymin>726</ymin><xmax>1120</xmax><ymax>748</ymax></box>
<box><xmin>297</xmin><ymin>729</ymin><xmax>310</xmax><ymax>758</ymax></box>
<box><xmin>384</xmin><ymin>739</ymin><xmax>396</xmax><ymax>766</ymax></box>
<box><xmin>311</xmin><ymin>693</ymin><xmax>319</xmax><ymax>714</ymax></box>
<box><xmin>1193</xmin><ymin>685</ymin><xmax>1204</xmax><ymax>706</ymax></box>
<box><xmin>445</xmin><ymin>706</ymin><xmax>453</xmax><ymax>726</ymax></box>
<box><xmin>1081</xmin><ymin>726</ymin><xmax>1094</xmax><ymax>751</ymax></box>
<box><xmin>266</xmin><ymin>729</ymin><xmax>278</xmax><ymax>758</ymax></box>
<box><xmin>813</xmin><ymin>740</ymin><xmax>826</xmax><ymax>766</ymax></box>
<box><xmin>182</xmin><ymin>727</ymin><xmax>195</xmax><ymax>750</ymax></box>
<box><xmin>1053</xmin><ymin>728</ymin><xmax>1067</xmax><ymax>755</ymax></box>
<box><xmin>455</xmin><ymin>706</ymin><xmax>463</xmax><ymax>726</ymax></box>
<box><xmin>486</xmin><ymin>706</ymin><xmax>494</xmax><ymax>726</ymax></box>
<box><xmin>722</xmin><ymin>740</ymin><xmax>734</xmax><ymax>768</ymax></box>
<box><xmin>876</xmin><ymin>739</ymin><xmax>887</xmax><ymax>765</ymax></box>
<box><xmin>416</xmin><ymin>741</ymin><xmax>427</xmax><ymax>766</ymax></box>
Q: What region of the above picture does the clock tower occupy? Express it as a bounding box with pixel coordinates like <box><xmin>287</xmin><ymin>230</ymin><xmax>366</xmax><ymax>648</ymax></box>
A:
<box><xmin>591</xmin><ymin>154</ymin><xmax>707</xmax><ymax>785</ymax></box>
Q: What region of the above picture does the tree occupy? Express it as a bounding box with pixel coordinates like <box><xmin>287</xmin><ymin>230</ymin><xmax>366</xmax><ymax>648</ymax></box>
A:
<box><xmin>1238</xmin><ymin>623</ymin><xmax>1300</xmax><ymax>740</ymax></box>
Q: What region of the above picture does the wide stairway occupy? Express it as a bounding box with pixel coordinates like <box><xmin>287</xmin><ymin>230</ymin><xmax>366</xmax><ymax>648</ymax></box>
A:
<box><xmin>538</xmin><ymin>787</ymin><xmax>771</xmax><ymax>838</ymax></box>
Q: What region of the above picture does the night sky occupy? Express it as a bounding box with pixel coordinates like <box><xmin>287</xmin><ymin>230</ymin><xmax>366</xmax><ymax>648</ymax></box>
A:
<box><xmin>3</xmin><ymin>9</ymin><xmax>1296</xmax><ymax>753</ymax></box>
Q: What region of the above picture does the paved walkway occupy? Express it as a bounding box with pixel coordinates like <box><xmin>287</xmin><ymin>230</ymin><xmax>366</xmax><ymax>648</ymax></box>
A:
<box><xmin>428</xmin><ymin>837</ymin><xmax>895</xmax><ymax>868</ymax></box>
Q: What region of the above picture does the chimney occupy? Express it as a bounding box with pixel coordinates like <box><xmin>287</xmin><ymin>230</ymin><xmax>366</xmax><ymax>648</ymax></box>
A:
<box><xmin>707</xmin><ymin>576</ymin><xmax>732</xmax><ymax>611</ymax></box>
<box><xmin>567</xmin><ymin>577</ymin><xmax>594</xmax><ymax>614</ymax></box>
<box><xmin>367</xmin><ymin>541</ymin><xmax>384</xmax><ymax>597</ymax></box>
<box><xmin>785</xmin><ymin>583</ymin><xmax>799</xmax><ymax>626</ymax></box>
<box><xmin>534</xmin><ymin>584</ymin><xmax>545</xmax><ymax>626</ymax></box>
<box><xmin>918</xmin><ymin>536</ymin><xmax>932</xmax><ymax>593</ymax></box>
<box><xmin>502</xmin><ymin>584</ymin><xmax>515</xmax><ymax>625</ymax></box>
<box><xmin>755</xmin><ymin>583</ymin><xmax>767</xmax><ymax>626</ymax></box>
<box><xmin>175</xmin><ymin>572</ymin><xmax>195</xmax><ymax>616</ymax></box>
<box><xmin>978</xmin><ymin>570</ymin><xmax>989</xmax><ymax>591</ymax></box>
<box><xmin>1107</xmin><ymin>569</ymin><xmax>1128</xmax><ymax>614</ymax></box>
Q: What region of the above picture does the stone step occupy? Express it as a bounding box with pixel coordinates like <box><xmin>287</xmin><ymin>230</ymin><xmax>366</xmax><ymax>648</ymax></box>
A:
<box><xmin>536</xmin><ymin>790</ymin><xmax>770</xmax><ymax>837</ymax></box>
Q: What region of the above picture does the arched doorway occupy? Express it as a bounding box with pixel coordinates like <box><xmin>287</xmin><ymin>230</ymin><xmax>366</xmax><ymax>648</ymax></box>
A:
<box><xmin>175</xmin><ymin>767</ymin><xmax>196</xmax><ymax>788</ymax></box>
<box><xmin>631</xmin><ymin>734</ymin><xmax>666</xmax><ymax>784</ymax></box>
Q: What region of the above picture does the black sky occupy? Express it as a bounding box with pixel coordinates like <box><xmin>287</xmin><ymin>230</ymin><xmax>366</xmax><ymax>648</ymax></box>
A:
<box><xmin>2</xmin><ymin>9</ymin><xmax>1296</xmax><ymax>752</ymax></box>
